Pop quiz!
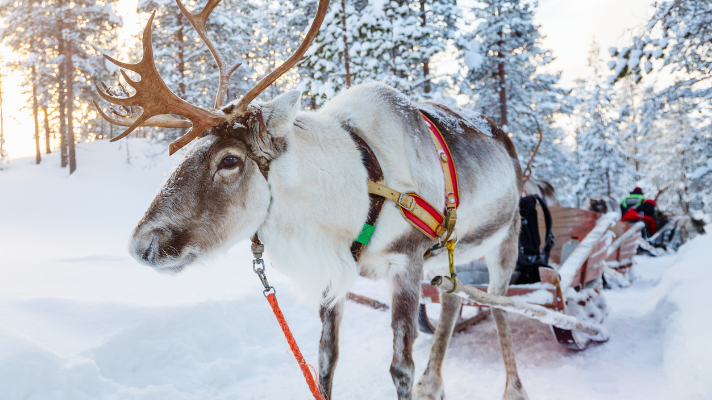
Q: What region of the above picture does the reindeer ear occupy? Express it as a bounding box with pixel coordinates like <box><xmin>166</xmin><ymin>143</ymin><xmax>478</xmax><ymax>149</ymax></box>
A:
<box><xmin>260</xmin><ymin>90</ymin><xmax>301</xmax><ymax>137</ymax></box>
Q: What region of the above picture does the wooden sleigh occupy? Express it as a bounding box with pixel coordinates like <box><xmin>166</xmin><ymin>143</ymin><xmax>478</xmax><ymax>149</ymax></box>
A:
<box><xmin>418</xmin><ymin>206</ymin><xmax>644</xmax><ymax>350</ymax></box>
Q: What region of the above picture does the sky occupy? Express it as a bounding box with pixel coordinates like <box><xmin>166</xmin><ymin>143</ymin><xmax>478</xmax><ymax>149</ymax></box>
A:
<box><xmin>0</xmin><ymin>0</ymin><xmax>657</xmax><ymax>159</ymax></box>
<box><xmin>535</xmin><ymin>0</ymin><xmax>656</xmax><ymax>87</ymax></box>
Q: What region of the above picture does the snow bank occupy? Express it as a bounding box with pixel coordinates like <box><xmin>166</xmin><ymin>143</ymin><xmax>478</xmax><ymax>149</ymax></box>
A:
<box><xmin>0</xmin><ymin>140</ymin><xmax>710</xmax><ymax>399</ymax></box>
<box><xmin>660</xmin><ymin>232</ymin><xmax>712</xmax><ymax>400</ymax></box>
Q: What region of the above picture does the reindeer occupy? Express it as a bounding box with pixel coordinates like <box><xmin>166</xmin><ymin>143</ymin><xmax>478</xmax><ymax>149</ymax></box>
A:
<box><xmin>523</xmin><ymin>178</ymin><xmax>559</xmax><ymax>206</ymax></box>
<box><xmin>583</xmin><ymin>194</ymin><xmax>620</xmax><ymax>218</ymax></box>
<box><xmin>94</xmin><ymin>1</ymin><xmax>528</xmax><ymax>399</ymax></box>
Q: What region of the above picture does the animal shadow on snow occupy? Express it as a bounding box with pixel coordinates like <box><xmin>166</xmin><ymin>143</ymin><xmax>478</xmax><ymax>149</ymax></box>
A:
<box><xmin>439</xmin><ymin>313</ymin><xmax>572</xmax><ymax>367</ymax></box>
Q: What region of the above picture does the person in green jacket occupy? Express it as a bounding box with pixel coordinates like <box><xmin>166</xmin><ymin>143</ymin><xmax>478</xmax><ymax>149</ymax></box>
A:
<box><xmin>620</xmin><ymin>187</ymin><xmax>646</xmax><ymax>215</ymax></box>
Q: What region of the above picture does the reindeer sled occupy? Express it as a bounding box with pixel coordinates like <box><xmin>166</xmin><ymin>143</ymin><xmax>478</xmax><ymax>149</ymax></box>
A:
<box><xmin>419</xmin><ymin>203</ymin><xmax>644</xmax><ymax>350</ymax></box>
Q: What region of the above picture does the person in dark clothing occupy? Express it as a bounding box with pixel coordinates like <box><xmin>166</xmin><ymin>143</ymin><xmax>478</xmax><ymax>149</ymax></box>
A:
<box><xmin>637</xmin><ymin>199</ymin><xmax>657</xmax><ymax>219</ymax></box>
<box><xmin>621</xmin><ymin>187</ymin><xmax>646</xmax><ymax>215</ymax></box>
<box><xmin>621</xmin><ymin>194</ymin><xmax>658</xmax><ymax>236</ymax></box>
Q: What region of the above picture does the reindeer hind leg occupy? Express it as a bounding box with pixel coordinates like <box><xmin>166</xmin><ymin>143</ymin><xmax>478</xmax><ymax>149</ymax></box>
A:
<box><xmin>413</xmin><ymin>290</ymin><xmax>461</xmax><ymax>400</ymax></box>
<box><xmin>486</xmin><ymin>222</ymin><xmax>529</xmax><ymax>400</ymax></box>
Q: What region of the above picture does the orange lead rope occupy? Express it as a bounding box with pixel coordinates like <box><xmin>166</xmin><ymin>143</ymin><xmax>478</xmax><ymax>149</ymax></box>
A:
<box><xmin>250</xmin><ymin>235</ymin><xmax>325</xmax><ymax>400</ymax></box>
<box><xmin>265</xmin><ymin>293</ymin><xmax>326</xmax><ymax>400</ymax></box>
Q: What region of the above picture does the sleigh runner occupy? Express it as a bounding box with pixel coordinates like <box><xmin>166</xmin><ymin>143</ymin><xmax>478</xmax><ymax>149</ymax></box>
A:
<box><xmin>419</xmin><ymin>206</ymin><xmax>643</xmax><ymax>350</ymax></box>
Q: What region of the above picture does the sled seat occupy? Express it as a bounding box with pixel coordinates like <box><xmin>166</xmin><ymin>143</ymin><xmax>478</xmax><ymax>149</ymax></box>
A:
<box><xmin>606</xmin><ymin>221</ymin><xmax>640</xmax><ymax>275</ymax></box>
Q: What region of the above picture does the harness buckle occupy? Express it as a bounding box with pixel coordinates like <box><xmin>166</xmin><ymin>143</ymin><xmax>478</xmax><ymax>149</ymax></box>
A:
<box><xmin>397</xmin><ymin>193</ymin><xmax>416</xmax><ymax>211</ymax></box>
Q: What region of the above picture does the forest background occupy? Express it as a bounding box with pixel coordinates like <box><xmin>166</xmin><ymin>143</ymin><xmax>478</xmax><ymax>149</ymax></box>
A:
<box><xmin>0</xmin><ymin>0</ymin><xmax>709</xmax><ymax>218</ymax></box>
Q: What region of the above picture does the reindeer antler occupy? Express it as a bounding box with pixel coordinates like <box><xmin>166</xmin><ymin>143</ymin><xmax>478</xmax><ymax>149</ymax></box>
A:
<box><xmin>96</xmin><ymin>11</ymin><xmax>225</xmax><ymax>147</ymax></box>
<box><xmin>95</xmin><ymin>0</ymin><xmax>330</xmax><ymax>155</ymax></box>
<box><xmin>175</xmin><ymin>0</ymin><xmax>241</xmax><ymax>108</ymax></box>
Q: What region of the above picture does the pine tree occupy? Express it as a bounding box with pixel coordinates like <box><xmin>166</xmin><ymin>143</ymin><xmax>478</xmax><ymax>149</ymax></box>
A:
<box><xmin>0</xmin><ymin>0</ymin><xmax>121</xmax><ymax>173</ymax></box>
<box><xmin>608</xmin><ymin>0</ymin><xmax>712</xmax><ymax>215</ymax></box>
<box><xmin>301</xmin><ymin>0</ymin><xmax>456</xmax><ymax>105</ymax></box>
<box><xmin>573</xmin><ymin>43</ymin><xmax>630</xmax><ymax>204</ymax></box>
<box><xmin>300</xmin><ymin>0</ymin><xmax>357</xmax><ymax>104</ymax></box>
<box><xmin>457</xmin><ymin>0</ymin><xmax>574</xmax><ymax>187</ymax></box>
<box><xmin>1</xmin><ymin>1</ymin><xmax>50</xmax><ymax>164</ymax></box>
<box><xmin>609</xmin><ymin>0</ymin><xmax>712</xmax><ymax>102</ymax></box>
<box><xmin>411</xmin><ymin>0</ymin><xmax>459</xmax><ymax>99</ymax></box>
<box><xmin>637</xmin><ymin>99</ymin><xmax>712</xmax><ymax>216</ymax></box>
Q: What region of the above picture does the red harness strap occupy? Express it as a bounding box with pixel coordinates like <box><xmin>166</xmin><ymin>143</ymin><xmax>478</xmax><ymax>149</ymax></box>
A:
<box><xmin>397</xmin><ymin>114</ymin><xmax>460</xmax><ymax>239</ymax></box>
<box><xmin>422</xmin><ymin>114</ymin><xmax>460</xmax><ymax>210</ymax></box>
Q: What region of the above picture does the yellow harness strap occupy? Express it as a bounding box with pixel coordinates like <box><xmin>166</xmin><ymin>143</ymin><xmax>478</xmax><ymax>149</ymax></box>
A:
<box><xmin>367</xmin><ymin>181</ymin><xmax>446</xmax><ymax>238</ymax></box>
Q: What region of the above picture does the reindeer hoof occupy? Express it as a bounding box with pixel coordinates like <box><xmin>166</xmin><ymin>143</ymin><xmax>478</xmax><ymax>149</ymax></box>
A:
<box><xmin>502</xmin><ymin>377</ymin><xmax>529</xmax><ymax>400</ymax></box>
<box><xmin>413</xmin><ymin>373</ymin><xmax>445</xmax><ymax>400</ymax></box>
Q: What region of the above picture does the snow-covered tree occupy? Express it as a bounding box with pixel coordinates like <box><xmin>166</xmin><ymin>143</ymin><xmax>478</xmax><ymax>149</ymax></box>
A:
<box><xmin>0</xmin><ymin>0</ymin><xmax>121</xmax><ymax>173</ymax></box>
<box><xmin>608</xmin><ymin>0</ymin><xmax>712</xmax><ymax>216</ymax></box>
<box><xmin>637</xmin><ymin>99</ymin><xmax>712</xmax><ymax>216</ymax></box>
<box><xmin>609</xmin><ymin>0</ymin><xmax>711</xmax><ymax>104</ymax></box>
<box><xmin>409</xmin><ymin>0</ymin><xmax>459</xmax><ymax>99</ymax></box>
<box><xmin>457</xmin><ymin>0</ymin><xmax>575</xmax><ymax>189</ymax></box>
<box><xmin>299</xmin><ymin>0</ymin><xmax>357</xmax><ymax>105</ymax></box>
<box><xmin>302</xmin><ymin>0</ymin><xmax>457</xmax><ymax>105</ymax></box>
<box><xmin>573</xmin><ymin>43</ymin><xmax>631</xmax><ymax>204</ymax></box>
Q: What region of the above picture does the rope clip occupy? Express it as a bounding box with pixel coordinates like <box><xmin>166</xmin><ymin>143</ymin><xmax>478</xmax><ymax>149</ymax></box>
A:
<box><xmin>253</xmin><ymin>258</ymin><xmax>275</xmax><ymax>296</ymax></box>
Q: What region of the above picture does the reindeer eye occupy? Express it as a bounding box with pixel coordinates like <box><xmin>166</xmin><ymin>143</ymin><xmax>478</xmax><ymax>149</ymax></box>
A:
<box><xmin>218</xmin><ymin>155</ymin><xmax>240</xmax><ymax>170</ymax></box>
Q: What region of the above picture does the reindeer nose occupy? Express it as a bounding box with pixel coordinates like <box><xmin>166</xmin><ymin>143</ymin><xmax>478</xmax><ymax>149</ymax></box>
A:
<box><xmin>141</xmin><ymin>233</ymin><xmax>159</xmax><ymax>263</ymax></box>
<box><xmin>131</xmin><ymin>227</ymin><xmax>188</xmax><ymax>267</ymax></box>
<box><xmin>131</xmin><ymin>229</ymin><xmax>170</xmax><ymax>266</ymax></box>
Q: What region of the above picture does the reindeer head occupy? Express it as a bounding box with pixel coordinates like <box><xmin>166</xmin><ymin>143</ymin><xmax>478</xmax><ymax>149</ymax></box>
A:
<box><xmin>589</xmin><ymin>198</ymin><xmax>608</xmax><ymax>214</ymax></box>
<box><xmin>95</xmin><ymin>0</ymin><xmax>329</xmax><ymax>271</ymax></box>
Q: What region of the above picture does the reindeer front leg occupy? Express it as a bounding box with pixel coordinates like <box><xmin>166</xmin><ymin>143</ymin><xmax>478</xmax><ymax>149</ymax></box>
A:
<box><xmin>390</xmin><ymin>258</ymin><xmax>422</xmax><ymax>400</ymax></box>
<box><xmin>318</xmin><ymin>298</ymin><xmax>344</xmax><ymax>399</ymax></box>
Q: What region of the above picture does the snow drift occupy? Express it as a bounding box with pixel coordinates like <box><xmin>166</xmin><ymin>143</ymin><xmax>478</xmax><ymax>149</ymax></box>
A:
<box><xmin>0</xmin><ymin>140</ymin><xmax>709</xmax><ymax>399</ymax></box>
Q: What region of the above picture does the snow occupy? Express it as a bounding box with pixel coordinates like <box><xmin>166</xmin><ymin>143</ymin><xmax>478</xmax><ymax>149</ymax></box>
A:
<box><xmin>463</xmin><ymin>40</ymin><xmax>484</xmax><ymax>71</ymax></box>
<box><xmin>1</xmin><ymin>141</ymin><xmax>711</xmax><ymax>399</ymax></box>
<box><xmin>509</xmin><ymin>288</ymin><xmax>553</xmax><ymax>305</ymax></box>
<box><xmin>660</xmin><ymin>233</ymin><xmax>712</xmax><ymax>399</ymax></box>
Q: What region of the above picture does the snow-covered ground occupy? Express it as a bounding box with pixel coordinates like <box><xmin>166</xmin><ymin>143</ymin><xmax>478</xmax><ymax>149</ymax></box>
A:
<box><xmin>1</xmin><ymin>141</ymin><xmax>710</xmax><ymax>400</ymax></box>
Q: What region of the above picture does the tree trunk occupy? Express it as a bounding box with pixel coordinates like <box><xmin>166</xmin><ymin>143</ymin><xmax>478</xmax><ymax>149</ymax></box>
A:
<box><xmin>0</xmin><ymin>72</ymin><xmax>4</xmax><ymax>158</ymax></box>
<box><xmin>497</xmin><ymin>62</ymin><xmax>507</xmax><ymax>126</ymax></box>
<box><xmin>496</xmin><ymin>7</ymin><xmax>507</xmax><ymax>127</ymax></box>
<box><xmin>309</xmin><ymin>71</ymin><xmax>317</xmax><ymax>110</ymax></box>
<box><xmin>32</xmin><ymin>66</ymin><xmax>41</xmax><ymax>165</ymax></box>
<box><xmin>341</xmin><ymin>0</ymin><xmax>351</xmax><ymax>87</ymax></box>
<box><xmin>66</xmin><ymin>39</ymin><xmax>76</xmax><ymax>174</ymax></box>
<box><xmin>58</xmin><ymin>84</ymin><xmax>67</xmax><ymax>166</ymax></box>
<box><xmin>176</xmin><ymin>13</ymin><xmax>186</xmax><ymax>99</ymax></box>
<box><xmin>420</xmin><ymin>0</ymin><xmax>430</xmax><ymax>95</ymax></box>
<box><xmin>57</xmin><ymin>13</ymin><xmax>68</xmax><ymax>168</ymax></box>
<box><xmin>43</xmin><ymin>106</ymin><xmax>51</xmax><ymax>154</ymax></box>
